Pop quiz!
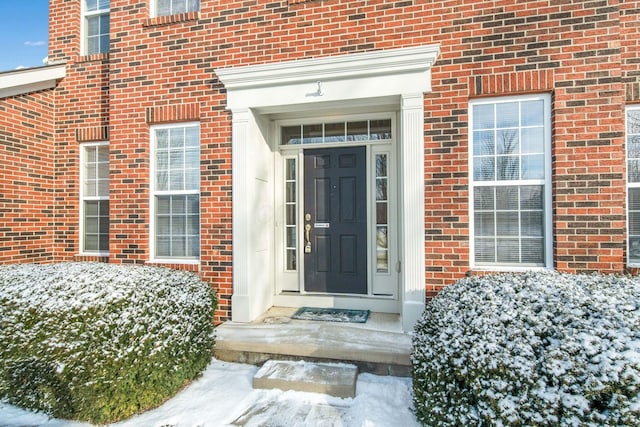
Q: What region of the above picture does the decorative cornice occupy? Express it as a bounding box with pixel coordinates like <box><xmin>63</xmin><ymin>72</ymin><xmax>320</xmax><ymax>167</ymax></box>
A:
<box><xmin>0</xmin><ymin>64</ymin><xmax>66</xmax><ymax>99</ymax></box>
<box><xmin>216</xmin><ymin>44</ymin><xmax>440</xmax><ymax>90</ymax></box>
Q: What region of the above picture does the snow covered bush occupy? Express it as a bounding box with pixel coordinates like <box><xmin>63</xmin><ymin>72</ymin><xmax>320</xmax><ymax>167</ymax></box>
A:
<box><xmin>412</xmin><ymin>271</ymin><xmax>640</xmax><ymax>426</ymax></box>
<box><xmin>0</xmin><ymin>262</ymin><xmax>216</xmax><ymax>424</ymax></box>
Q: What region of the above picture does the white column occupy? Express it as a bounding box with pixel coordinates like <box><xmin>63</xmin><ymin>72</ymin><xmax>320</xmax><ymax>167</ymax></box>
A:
<box><xmin>400</xmin><ymin>93</ymin><xmax>426</xmax><ymax>332</ymax></box>
<box><xmin>231</xmin><ymin>108</ymin><xmax>252</xmax><ymax>322</ymax></box>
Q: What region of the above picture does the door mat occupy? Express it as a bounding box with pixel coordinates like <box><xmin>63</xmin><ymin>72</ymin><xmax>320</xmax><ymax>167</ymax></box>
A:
<box><xmin>291</xmin><ymin>307</ymin><xmax>370</xmax><ymax>323</ymax></box>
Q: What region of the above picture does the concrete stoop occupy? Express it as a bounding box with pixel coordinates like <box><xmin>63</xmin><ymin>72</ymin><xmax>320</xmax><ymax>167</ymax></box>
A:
<box><xmin>253</xmin><ymin>360</ymin><xmax>358</xmax><ymax>398</ymax></box>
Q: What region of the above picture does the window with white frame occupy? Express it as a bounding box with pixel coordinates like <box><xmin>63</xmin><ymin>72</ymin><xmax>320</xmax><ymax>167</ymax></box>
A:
<box><xmin>627</xmin><ymin>106</ymin><xmax>640</xmax><ymax>264</ymax></box>
<box><xmin>470</xmin><ymin>94</ymin><xmax>552</xmax><ymax>268</ymax></box>
<box><xmin>154</xmin><ymin>0</ymin><xmax>200</xmax><ymax>16</ymax></box>
<box><xmin>81</xmin><ymin>142</ymin><xmax>109</xmax><ymax>253</ymax></box>
<box><xmin>151</xmin><ymin>124</ymin><xmax>200</xmax><ymax>260</ymax></box>
<box><xmin>83</xmin><ymin>0</ymin><xmax>110</xmax><ymax>55</ymax></box>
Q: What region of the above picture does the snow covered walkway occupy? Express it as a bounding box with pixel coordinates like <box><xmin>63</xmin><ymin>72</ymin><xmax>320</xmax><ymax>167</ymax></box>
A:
<box><xmin>0</xmin><ymin>359</ymin><xmax>419</xmax><ymax>427</ymax></box>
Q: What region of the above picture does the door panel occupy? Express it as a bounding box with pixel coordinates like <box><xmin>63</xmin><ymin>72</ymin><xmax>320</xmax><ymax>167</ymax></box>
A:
<box><xmin>304</xmin><ymin>146</ymin><xmax>367</xmax><ymax>294</ymax></box>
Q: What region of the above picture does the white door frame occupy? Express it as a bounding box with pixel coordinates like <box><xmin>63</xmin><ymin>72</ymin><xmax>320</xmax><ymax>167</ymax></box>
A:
<box><xmin>272</xmin><ymin>113</ymin><xmax>400</xmax><ymax>314</ymax></box>
<box><xmin>216</xmin><ymin>44</ymin><xmax>440</xmax><ymax>332</ymax></box>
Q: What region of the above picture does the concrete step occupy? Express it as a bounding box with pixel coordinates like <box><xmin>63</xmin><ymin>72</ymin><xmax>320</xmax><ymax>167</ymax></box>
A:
<box><xmin>253</xmin><ymin>360</ymin><xmax>358</xmax><ymax>398</ymax></box>
<box><xmin>214</xmin><ymin>309</ymin><xmax>412</xmax><ymax>376</ymax></box>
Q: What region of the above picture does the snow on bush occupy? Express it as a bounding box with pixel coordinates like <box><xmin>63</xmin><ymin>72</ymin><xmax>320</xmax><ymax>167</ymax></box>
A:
<box><xmin>0</xmin><ymin>262</ymin><xmax>216</xmax><ymax>424</ymax></box>
<box><xmin>411</xmin><ymin>271</ymin><xmax>640</xmax><ymax>427</ymax></box>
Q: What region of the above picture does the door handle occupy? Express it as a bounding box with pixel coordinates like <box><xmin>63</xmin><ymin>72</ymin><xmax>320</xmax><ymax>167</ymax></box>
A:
<box><xmin>304</xmin><ymin>223</ymin><xmax>312</xmax><ymax>253</ymax></box>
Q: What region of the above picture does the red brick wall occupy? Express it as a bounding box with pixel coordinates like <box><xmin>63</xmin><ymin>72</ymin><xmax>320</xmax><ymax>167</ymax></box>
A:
<box><xmin>0</xmin><ymin>90</ymin><xmax>56</xmax><ymax>263</ymax></box>
<box><xmin>40</xmin><ymin>0</ymin><xmax>639</xmax><ymax>320</ymax></box>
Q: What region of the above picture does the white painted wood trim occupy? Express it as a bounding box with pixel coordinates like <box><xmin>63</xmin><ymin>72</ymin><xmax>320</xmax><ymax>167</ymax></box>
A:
<box><xmin>0</xmin><ymin>64</ymin><xmax>65</xmax><ymax>98</ymax></box>
<box><xmin>216</xmin><ymin>45</ymin><xmax>440</xmax><ymax>90</ymax></box>
<box><xmin>400</xmin><ymin>93</ymin><xmax>427</xmax><ymax>332</ymax></box>
<box><xmin>231</xmin><ymin>108</ymin><xmax>252</xmax><ymax>322</ymax></box>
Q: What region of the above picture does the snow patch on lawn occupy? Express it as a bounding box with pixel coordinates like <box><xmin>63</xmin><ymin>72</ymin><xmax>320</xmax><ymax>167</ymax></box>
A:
<box><xmin>0</xmin><ymin>360</ymin><xmax>417</xmax><ymax>427</ymax></box>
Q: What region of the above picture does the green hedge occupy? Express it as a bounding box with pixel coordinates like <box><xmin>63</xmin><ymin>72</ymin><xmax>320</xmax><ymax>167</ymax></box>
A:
<box><xmin>412</xmin><ymin>271</ymin><xmax>640</xmax><ymax>426</ymax></box>
<box><xmin>0</xmin><ymin>262</ymin><xmax>216</xmax><ymax>424</ymax></box>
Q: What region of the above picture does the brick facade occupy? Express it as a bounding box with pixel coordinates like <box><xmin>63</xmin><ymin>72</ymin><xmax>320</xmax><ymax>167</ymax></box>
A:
<box><xmin>1</xmin><ymin>0</ymin><xmax>639</xmax><ymax>323</ymax></box>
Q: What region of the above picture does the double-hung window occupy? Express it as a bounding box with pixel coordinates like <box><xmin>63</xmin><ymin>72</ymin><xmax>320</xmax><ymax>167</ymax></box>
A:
<box><xmin>80</xmin><ymin>143</ymin><xmax>109</xmax><ymax>254</ymax></box>
<box><xmin>627</xmin><ymin>106</ymin><xmax>640</xmax><ymax>265</ymax></box>
<box><xmin>151</xmin><ymin>124</ymin><xmax>200</xmax><ymax>261</ymax></box>
<box><xmin>470</xmin><ymin>94</ymin><xmax>552</xmax><ymax>268</ymax></box>
<box><xmin>83</xmin><ymin>0</ymin><xmax>110</xmax><ymax>55</ymax></box>
<box><xmin>154</xmin><ymin>0</ymin><xmax>200</xmax><ymax>16</ymax></box>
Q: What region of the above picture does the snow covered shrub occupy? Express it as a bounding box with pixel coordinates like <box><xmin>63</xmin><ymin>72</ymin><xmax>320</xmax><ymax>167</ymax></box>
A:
<box><xmin>412</xmin><ymin>271</ymin><xmax>640</xmax><ymax>427</ymax></box>
<box><xmin>0</xmin><ymin>262</ymin><xmax>216</xmax><ymax>424</ymax></box>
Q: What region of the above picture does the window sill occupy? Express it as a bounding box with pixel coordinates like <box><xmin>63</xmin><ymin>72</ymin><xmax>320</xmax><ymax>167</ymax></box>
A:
<box><xmin>147</xmin><ymin>259</ymin><xmax>200</xmax><ymax>268</ymax></box>
<box><xmin>469</xmin><ymin>265</ymin><xmax>553</xmax><ymax>274</ymax></box>
<box><xmin>76</xmin><ymin>53</ymin><xmax>109</xmax><ymax>63</ymax></box>
<box><xmin>143</xmin><ymin>11</ymin><xmax>199</xmax><ymax>27</ymax></box>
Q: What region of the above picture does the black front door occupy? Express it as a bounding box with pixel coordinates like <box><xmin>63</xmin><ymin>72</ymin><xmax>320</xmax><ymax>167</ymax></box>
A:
<box><xmin>303</xmin><ymin>147</ymin><xmax>367</xmax><ymax>294</ymax></box>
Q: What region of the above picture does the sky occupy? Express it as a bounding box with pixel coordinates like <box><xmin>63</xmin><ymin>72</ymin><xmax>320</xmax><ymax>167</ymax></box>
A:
<box><xmin>0</xmin><ymin>1</ymin><xmax>49</xmax><ymax>72</ymax></box>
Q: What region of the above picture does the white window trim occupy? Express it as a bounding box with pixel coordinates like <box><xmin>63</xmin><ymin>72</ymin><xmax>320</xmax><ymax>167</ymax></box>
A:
<box><xmin>81</xmin><ymin>0</ymin><xmax>110</xmax><ymax>56</ymax></box>
<box><xmin>469</xmin><ymin>93</ymin><xmax>554</xmax><ymax>271</ymax></box>
<box><xmin>149</xmin><ymin>122</ymin><xmax>201</xmax><ymax>264</ymax></box>
<box><xmin>79</xmin><ymin>141</ymin><xmax>109</xmax><ymax>256</ymax></box>
<box><xmin>626</xmin><ymin>105</ymin><xmax>640</xmax><ymax>267</ymax></box>
<box><xmin>150</xmin><ymin>0</ymin><xmax>199</xmax><ymax>17</ymax></box>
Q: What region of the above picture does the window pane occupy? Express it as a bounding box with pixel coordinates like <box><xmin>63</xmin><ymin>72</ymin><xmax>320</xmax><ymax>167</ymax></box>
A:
<box><xmin>496</xmin><ymin>186</ymin><xmax>519</xmax><ymax>210</ymax></box>
<box><xmin>475</xmin><ymin>238</ymin><xmax>495</xmax><ymax>263</ymax></box>
<box><xmin>629</xmin><ymin>160</ymin><xmax>640</xmax><ymax>183</ymax></box>
<box><xmin>475</xmin><ymin>212</ymin><xmax>495</xmax><ymax>236</ymax></box>
<box><xmin>496</xmin><ymin>129</ymin><xmax>518</xmax><ymax>155</ymax></box>
<box><xmin>521</xmin><ymin>211</ymin><xmax>543</xmax><ymax>236</ymax></box>
<box><xmin>497</xmin><ymin>238</ymin><xmax>519</xmax><ymax>263</ymax></box>
<box><xmin>282</xmin><ymin>126</ymin><xmax>301</xmax><ymax>145</ymax></box>
<box><xmin>376</xmin><ymin>178</ymin><xmax>387</xmax><ymax>201</ymax></box>
<box><xmin>376</xmin><ymin>226</ymin><xmax>388</xmax><ymax>272</ymax></box>
<box><xmin>497</xmin><ymin>156</ymin><xmax>519</xmax><ymax>181</ymax></box>
<box><xmin>521</xmin><ymin>239</ymin><xmax>544</xmax><ymax>264</ymax></box>
<box><xmin>473</xmin><ymin>131</ymin><xmax>495</xmax><ymax>156</ymax></box>
<box><xmin>85</xmin><ymin>0</ymin><xmax>98</xmax><ymax>12</ymax></box>
<box><xmin>324</xmin><ymin>122</ymin><xmax>345</xmax><ymax>143</ymax></box>
<box><xmin>376</xmin><ymin>202</ymin><xmax>388</xmax><ymax>224</ymax></box>
<box><xmin>521</xmin><ymin>100</ymin><xmax>544</xmax><ymax>127</ymax></box>
<box><xmin>521</xmin><ymin>127</ymin><xmax>544</xmax><ymax>154</ymax></box>
<box><xmin>496</xmin><ymin>102</ymin><xmax>519</xmax><ymax>128</ymax></box>
<box><xmin>473</xmin><ymin>104</ymin><xmax>494</xmax><ymax>129</ymax></box>
<box><xmin>474</xmin><ymin>157</ymin><xmax>495</xmax><ymax>181</ymax></box>
<box><xmin>522</xmin><ymin>154</ymin><xmax>545</xmax><ymax>180</ymax></box>
<box><xmin>156</xmin><ymin>129</ymin><xmax>169</xmax><ymax>149</ymax></box>
<box><xmin>347</xmin><ymin>121</ymin><xmax>368</xmax><ymax>141</ymax></box>
<box><xmin>370</xmin><ymin>119</ymin><xmax>392</xmax><ymax>140</ymax></box>
<box><xmin>496</xmin><ymin>212</ymin><xmax>519</xmax><ymax>236</ymax></box>
<box><xmin>286</xmin><ymin>227</ymin><xmax>296</xmax><ymax>247</ymax></box>
<box><xmin>286</xmin><ymin>249</ymin><xmax>297</xmax><ymax>270</ymax></box>
<box><xmin>520</xmin><ymin>186</ymin><xmax>543</xmax><ymax>210</ymax></box>
<box><xmin>302</xmin><ymin>124</ymin><xmax>323</xmax><ymax>144</ymax></box>
<box><xmin>474</xmin><ymin>186</ymin><xmax>495</xmax><ymax>210</ymax></box>
<box><xmin>157</xmin><ymin>0</ymin><xmax>171</xmax><ymax>16</ymax></box>
<box><xmin>376</xmin><ymin>154</ymin><xmax>387</xmax><ymax>177</ymax></box>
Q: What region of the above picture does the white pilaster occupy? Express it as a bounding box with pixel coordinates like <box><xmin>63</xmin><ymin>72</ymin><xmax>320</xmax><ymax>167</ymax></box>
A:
<box><xmin>231</xmin><ymin>108</ymin><xmax>252</xmax><ymax>322</ymax></box>
<box><xmin>400</xmin><ymin>93</ymin><xmax>426</xmax><ymax>332</ymax></box>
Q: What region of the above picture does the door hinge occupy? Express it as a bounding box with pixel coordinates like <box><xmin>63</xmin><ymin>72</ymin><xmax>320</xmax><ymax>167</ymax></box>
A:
<box><xmin>395</xmin><ymin>260</ymin><xmax>401</xmax><ymax>273</ymax></box>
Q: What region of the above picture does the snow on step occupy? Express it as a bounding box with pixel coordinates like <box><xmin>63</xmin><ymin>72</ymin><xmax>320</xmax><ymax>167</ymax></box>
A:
<box><xmin>253</xmin><ymin>360</ymin><xmax>358</xmax><ymax>398</ymax></box>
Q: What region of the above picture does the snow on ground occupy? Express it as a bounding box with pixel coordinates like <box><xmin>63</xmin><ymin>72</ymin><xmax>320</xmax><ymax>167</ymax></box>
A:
<box><xmin>0</xmin><ymin>359</ymin><xmax>418</xmax><ymax>427</ymax></box>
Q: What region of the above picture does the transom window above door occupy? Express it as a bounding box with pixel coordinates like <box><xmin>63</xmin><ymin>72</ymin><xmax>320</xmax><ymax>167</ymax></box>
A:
<box><xmin>281</xmin><ymin>119</ymin><xmax>392</xmax><ymax>145</ymax></box>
